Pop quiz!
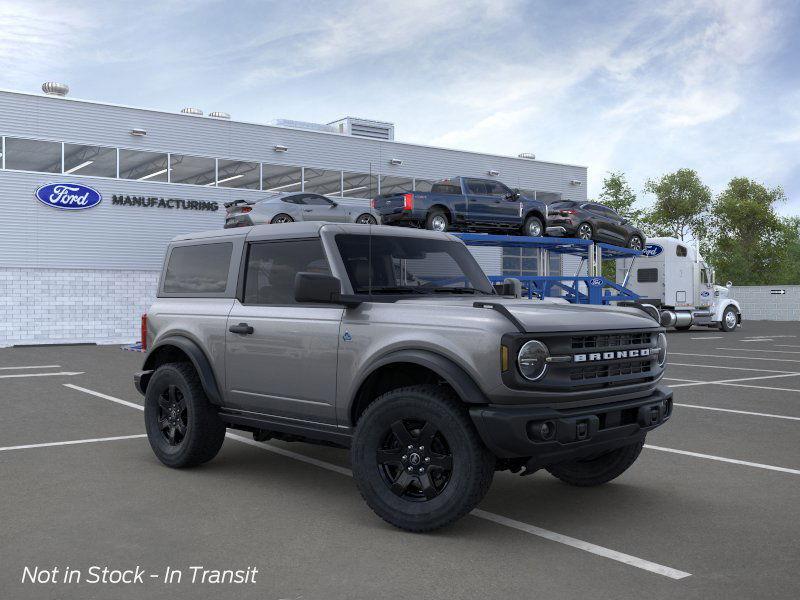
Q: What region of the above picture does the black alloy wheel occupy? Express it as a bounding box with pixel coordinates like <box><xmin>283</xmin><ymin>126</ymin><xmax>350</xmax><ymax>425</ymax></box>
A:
<box><xmin>376</xmin><ymin>419</ymin><xmax>454</xmax><ymax>501</ymax></box>
<box><xmin>157</xmin><ymin>384</ymin><xmax>188</xmax><ymax>446</ymax></box>
<box><xmin>356</xmin><ymin>214</ymin><xmax>378</xmax><ymax>225</ymax></box>
<box><xmin>577</xmin><ymin>223</ymin><xmax>593</xmax><ymax>240</ymax></box>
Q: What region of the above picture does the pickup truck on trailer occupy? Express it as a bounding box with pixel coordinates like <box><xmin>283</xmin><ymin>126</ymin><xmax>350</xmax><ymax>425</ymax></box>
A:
<box><xmin>135</xmin><ymin>222</ymin><xmax>672</xmax><ymax>532</ymax></box>
<box><xmin>372</xmin><ymin>176</ymin><xmax>551</xmax><ymax>237</ymax></box>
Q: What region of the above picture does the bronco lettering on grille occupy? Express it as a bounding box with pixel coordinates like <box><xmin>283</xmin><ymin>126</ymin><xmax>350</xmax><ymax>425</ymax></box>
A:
<box><xmin>573</xmin><ymin>348</ymin><xmax>651</xmax><ymax>362</ymax></box>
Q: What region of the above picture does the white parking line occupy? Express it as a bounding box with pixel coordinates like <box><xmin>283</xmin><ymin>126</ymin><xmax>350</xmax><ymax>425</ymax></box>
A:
<box><xmin>716</xmin><ymin>347</ymin><xmax>800</xmax><ymax>354</ymax></box>
<box><xmin>671</xmin><ymin>352</ymin><xmax>800</xmax><ymax>364</ymax></box>
<box><xmin>669</xmin><ymin>362</ymin><xmax>799</xmax><ymax>374</ymax></box>
<box><xmin>0</xmin><ymin>434</ymin><xmax>146</xmax><ymax>453</ymax></box>
<box><xmin>776</xmin><ymin>344</ymin><xmax>800</xmax><ymax>349</ymax></box>
<box><xmin>0</xmin><ymin>365</ymin><xmax>61</xmax><ymax>370</ymax></box>
<box><xmin>645</xmin><ymin>445</ymin><xmax>800</xmax><ymax>476</ymax></box>
<box><xmin>674</xmin><ymin>403</ymin><xmax>800</xmax><ymax>421</ymax></box>
<box><xmin>717</xmin><ymin>382</ymin><xmax>800</xmax><ymax>394</ymax></box>
<box><xmin>60</xmin><ymin>384</ymin><xmax>691</xmax><ymax>580</ymax></box>
<box><xmin>0</xmin><ymin>371</ymin><xmax>84</xmax><ymax>379</ymax></box>
<box><xmin>668</xmin><ymin>373</ymin><xmax>800</xmax><ymax>388</ymax></box>
<box><xmin>690</xmin><ymin>336</ymin><xmax>723</xmax><ymax>340</ymax></box>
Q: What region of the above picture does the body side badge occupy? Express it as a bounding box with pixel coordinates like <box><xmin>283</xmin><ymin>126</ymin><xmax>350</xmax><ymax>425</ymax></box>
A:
<box><xmin>342</xmin><ymin>331</ymin><xmax>353</xmax><ymax>342</ymax></box>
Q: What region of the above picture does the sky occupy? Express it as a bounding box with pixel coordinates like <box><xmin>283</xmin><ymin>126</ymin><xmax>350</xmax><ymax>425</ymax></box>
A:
<box><xmin>1</xmin><ymin>0</ymin><xmax>799</xmax><ymax>213</ymax></box>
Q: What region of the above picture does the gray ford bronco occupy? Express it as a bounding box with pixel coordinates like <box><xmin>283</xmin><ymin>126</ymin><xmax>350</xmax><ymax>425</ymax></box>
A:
<box><xmin>135</xmin><ymin>222</ymin><xmax>672</xmax><ymax>531</ymax></box>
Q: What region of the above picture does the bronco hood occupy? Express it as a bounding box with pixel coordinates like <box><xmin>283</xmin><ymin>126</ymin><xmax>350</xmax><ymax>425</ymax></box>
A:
<box><xmin>396</xmin><ymin>296</ymin><xmax>659</xmax><ymax>332</ymax></box>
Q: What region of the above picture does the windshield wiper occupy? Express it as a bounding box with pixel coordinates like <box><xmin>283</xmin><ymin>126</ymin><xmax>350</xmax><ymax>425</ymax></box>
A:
<box><xmin>355</xmin><ymin>286</ymin><xmax>428</xmax><ymax>295</ymax></box>
<box><xmin>430</xmin><ymin>287</ymin><xmax>487</xmax><ymax>294</ymax></box>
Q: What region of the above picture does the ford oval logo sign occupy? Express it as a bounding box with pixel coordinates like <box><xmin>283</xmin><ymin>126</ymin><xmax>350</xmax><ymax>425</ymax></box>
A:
<box><xmin>642</xmin><ymin>244</ymin><xmax>663</xmax><ymax>257</ymax></box>
<box><xmin>588</xmin><ymin>277</ymin><xmax>603</xmax><ymax>287</ymax></box>
<box><xmin>35</xmin><ymin>183</ymin><xmax>102</xmax><ymax>210</ymax></box>
<box><xmin>700</xmin><ymin>290</ymin><xmax>710</xmax><ymax>297</ymax></box>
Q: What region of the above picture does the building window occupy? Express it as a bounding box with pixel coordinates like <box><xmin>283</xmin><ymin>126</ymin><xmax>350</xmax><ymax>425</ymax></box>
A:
<box><xmin>304</xmin><ymin>168</ymin><xmax>342</xmax><ymax>196</ymax></box>
<box><xmin>262</xmin><ymin>164</ymin><xmax>302</xmax><ymax>193</ymax></box>
<box><xmin>342</xmin><ymin>171</ymin><xmax>377</xmax><ymax>198</ymax></box>
<box><xmin>170</xmin><ymin>154</ymin><xmax>216</xmax><ymax>186</ymax></box>
<box><xmin>63</xmin><ymin>144</ymin><xmax>117</xmax><ymax>177</ymax></box>
<box><xmin>4</xmin><ymin>138</ymin><xmax>61</xmax><ymax>173</ymax></box>
<box><xmin>217</xmin><ymin>159</ymin><xmax>260</xmax><ymax>189</ymax></box>
<box><xmin>119</xmin><ymin>149</ymin><xmax>169</xmax><ymax>182</ymax></box>
<box><xmin>379</xmin><ymin>175</ymin><xmax>413</xmax><ymax>195</ymax></box>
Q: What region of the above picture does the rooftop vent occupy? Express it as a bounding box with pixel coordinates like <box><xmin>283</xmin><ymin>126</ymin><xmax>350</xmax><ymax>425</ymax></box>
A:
<box><xmin>42</xmin><ymin>82</ymin><xmax>69</xmax><ymax>97</ymax></box>
<box><xmin>328</xmin><ymin>117</ymin><xmax>395</xmax><ymax>141</ymax></box>
<box><xmin>518</xmin><ymin>152</ymin><xmax>536</xmax><ymax>160</ymax></box>
<box><xmin>180</xmin><ymin>107</ymin><xmax>203</xmax><ymax>116</ymax></box>
<box><xmin>269</xmin><ymin>119</ymin><xmax>337</xmax><ymax>134</ymax></box>
<box><xmin>209</xmin><ymin>111</ymin><xmax>230</xmax><ymax>119</ymax></box>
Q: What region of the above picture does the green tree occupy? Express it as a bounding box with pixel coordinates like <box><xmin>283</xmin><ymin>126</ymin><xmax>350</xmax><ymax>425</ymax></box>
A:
<box><xmin>642</xmin><ymin>169</ymin><xmax>711</xmax><ymax>241</ymax></box>
<box><xmin>706</xmin><ymin>177</ymin><xmax>793</xmax><ymax>285</ymax></box>
<box><xmin>598</xmin><ymin>171</ymin><xmax>643</xmax><ymax>227</ymax></box>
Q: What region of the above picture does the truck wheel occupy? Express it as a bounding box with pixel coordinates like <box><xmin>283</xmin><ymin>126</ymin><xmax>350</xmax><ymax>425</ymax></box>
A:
<box><xmin>425</xmin><ymin>209</ymin><xmax>449</xmax><ymax>232</ymax></box>
<box><xmin>522</xmin><ymin>215</ymin><xmax>544</xmax><ymax>237</ymax></box>
<box><xmin>144</xmin><ymin>362</ymin><xmax>226</xmax><ymax>468</ymax></box>
<box><xmin>720</xmin><ymin>307</ymin><xmax>738</xmax><ymax>332</ymax></box>
<box><xmin>545</xmin><ymin>438</ymin><xmax>645</xmax><ymax>486</ymax></box>
<box><xmin>351</xmin><ymin>385</ymin><xmax>494</xmax><ymax>532</ymax></box>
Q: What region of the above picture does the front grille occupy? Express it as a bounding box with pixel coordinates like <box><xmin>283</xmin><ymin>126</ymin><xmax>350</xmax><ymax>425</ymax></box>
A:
<box><xmin>570</xmin><ymin>359</ymin><xmax>652</xmax><ymax>381</ymax></box>
<box><xmin>571</xmin><ymin>332</ymin><xmax>652</xmax><ymax>351</ymax></box>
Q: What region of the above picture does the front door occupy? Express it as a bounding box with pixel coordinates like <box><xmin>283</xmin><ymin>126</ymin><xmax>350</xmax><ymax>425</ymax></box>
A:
<box><xmin>225</xmin><ymin>238</ymin><xmax>342</xmax><ymax>425</ymax></box>
<box><xmin>298</xmin><ymin>194</ymin><xmax>348</xmax><ymax>222</ymax></box>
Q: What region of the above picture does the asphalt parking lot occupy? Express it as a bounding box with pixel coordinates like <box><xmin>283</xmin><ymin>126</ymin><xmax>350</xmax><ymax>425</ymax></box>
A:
<box><xmin>2</xmin><ymin>321</ymin><xmax>799</xmax><ymax>600</ymax></box>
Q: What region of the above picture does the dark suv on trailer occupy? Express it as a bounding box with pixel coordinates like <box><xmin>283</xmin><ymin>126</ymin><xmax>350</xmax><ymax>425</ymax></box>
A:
<box><xmin>547</xmin><ymin>200</ymin><xmax>646</xmax><ymax>249</ymax></box>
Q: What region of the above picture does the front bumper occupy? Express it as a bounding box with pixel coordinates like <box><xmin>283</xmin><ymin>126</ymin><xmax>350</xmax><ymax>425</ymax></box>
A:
<box><xmin>469</xmin><ymin>386</ymin><xmax>672</xmax><ymax>467</ymax></box>
<box><xmin>377</xmin><ymin>208</ymin><xmax>421</xmax><ymax>226</ymax></box>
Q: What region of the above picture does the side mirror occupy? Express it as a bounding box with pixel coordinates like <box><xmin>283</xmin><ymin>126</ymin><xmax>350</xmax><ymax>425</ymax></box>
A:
<box><xmin>329</xmin><ymin>201</ymin><xmax>338</xmax><ymax>208</ymax></box>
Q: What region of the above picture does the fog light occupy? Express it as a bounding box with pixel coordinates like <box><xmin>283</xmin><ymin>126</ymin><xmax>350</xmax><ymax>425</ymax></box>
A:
<box><xmin>528</xmin><ymin>420</ymin><xmax>556</xmax><ymax>441</ymax></box>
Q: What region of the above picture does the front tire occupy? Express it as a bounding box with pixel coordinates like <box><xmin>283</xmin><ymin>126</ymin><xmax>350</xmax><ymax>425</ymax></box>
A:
<box><xmin>545</xmin><ymin>438</ymin><xmax>645</xmax><ymax>486</ymax></box>
<box><xmin>351</xmin><ymin>385</ymin><xmax>494</xmax><ymax>532</ymax></box>
<box><xmin>522</xmin><ymin>215</ymin><xmax>544</xmax><ymax>237</ymax></box>
<box><xmin>628</xmin><ymin>235</ymin><xmax>644</xmax><ymax>251</ymax></box>
<box><xmin>576</xmin><ymin>222</ymin><xmax>593</xmax><ymax>240</ymax></box>
<box><xmin>356</xmin><ymin>213</ymin><xmax>377</xmax><ymax>225</ymax></box>
<box><xmin>720</xmin><ymin>306</ymin><xmax>738</xmax><ymax>332</ymax></box>
<box><xmin>144</xmin><ymin>363</ymin><xmax>226</xmax><ymax>468</ymax></box>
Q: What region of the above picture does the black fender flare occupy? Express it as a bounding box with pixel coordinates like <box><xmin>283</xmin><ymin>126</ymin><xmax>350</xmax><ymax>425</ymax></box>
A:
<box><xmin>523</xmin><ymin>209</ymin><xmax>546</xmax><ymax>225</ymax></box>
<box><xmin>353</xmin><ymin>349</ymin><xmax>489</xmax><ymax>408</ymax></box>
<box><xmin>142</xmin><ymin>335</ymin><xmax>223</xmax><ymax>404</ymax></box>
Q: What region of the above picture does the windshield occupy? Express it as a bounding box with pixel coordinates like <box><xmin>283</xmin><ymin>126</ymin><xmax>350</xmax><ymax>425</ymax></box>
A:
<box><xmin>334</xmin><ymin>234</ymin><xmax>494</xmax><ymax>295</ymax></box>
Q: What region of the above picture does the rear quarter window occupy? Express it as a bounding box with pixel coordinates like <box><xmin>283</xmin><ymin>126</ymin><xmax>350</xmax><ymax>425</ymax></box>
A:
<box><xmin>162</xmin><ymin>242</ymin><xmax>233</xmax><ymax>294</ymax></box>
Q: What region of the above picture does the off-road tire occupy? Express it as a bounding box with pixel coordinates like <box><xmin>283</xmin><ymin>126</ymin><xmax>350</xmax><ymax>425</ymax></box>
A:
<box><xmin>719</xmin><ymin>307</ymin><xmax>738</xmax><ymax>332</ymax></box>
<box><xmin>425</xmin><ymin>209</ymin><xmax>449</xmax><ymax>232</ymax></box>
<box><xmin>545</xmin><ymin>438</ymin><xmax>645</xmax><ymax>487</ymax></box>
<box><xmin>144</xmin><ymin>362</ymin><xmax>226</xmax><ymax>468</ymax></box>
<box><xmin>522</xmin><ymin>215</ymin><xmax>544</xmax><ymax>237</ymax></box>
<box><xmin>351</xmin><ymin>385</ymin><xmax>494</xmax><ymax>532</ymax></box>
<box><xmin>270</xmin><ymin>213</ymin><xmax>294</xmax><ymax>224</ymax></box>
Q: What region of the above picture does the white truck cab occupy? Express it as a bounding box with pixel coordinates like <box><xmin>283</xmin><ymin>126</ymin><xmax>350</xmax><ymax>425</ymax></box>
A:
<box><xmin>616</xmin><ymin>237</ymin><xmax>742</xmax><ymax>332</ymax></box>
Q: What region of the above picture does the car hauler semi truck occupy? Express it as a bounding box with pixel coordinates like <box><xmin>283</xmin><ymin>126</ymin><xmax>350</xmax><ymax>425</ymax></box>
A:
<box><xmin>616</xmin><ymin>237</ymin><xmax>742</xmax><ymax>332</ymax></box>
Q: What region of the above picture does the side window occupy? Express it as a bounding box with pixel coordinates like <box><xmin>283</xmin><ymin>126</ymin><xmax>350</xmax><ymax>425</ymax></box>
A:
<box><xmin>243</xmin><ymin>239</ymin><xmax>331</xmax><ymax>305</ymax></box>
<box><xmin>162</xmin><ymin>243</ymin><xmax>233</xmax><ymax>294</ymax></box>
<box><xmin>303</xmin><ymin>194</ymin><xmax>334</xmax><ymax>206</ymax></box>
<box><xmin>700</xmin><ymin>269</ymin><xmax>710</xmax><ymax>284</ymax></box>
<box><xmin>677</xmin><ymin>245</ymin><xmax>688</xmax><ymax>257</ymax></box>
<box><xmin>282</xmin><ymin>195</ymin><xmax>305</xmax><ymax>205</ymax></box>
<box><xmin>465</xmin><ymin>179</ymin><xmax>488</xmax><ymax>195</ymax></box>
<box><xmin>430</xmin><ymin>181</ymin><xmax>461</xmax><ymax>194</ymax></box>
<box><xmin>637</xmin><ymin>268</ymin><xmax>658</xmax><ymax>283</ymax></box>
<box><xmin>485</xmin><ymin>181</ymin><xmax>512</xmax><ymax>197</ymax></box>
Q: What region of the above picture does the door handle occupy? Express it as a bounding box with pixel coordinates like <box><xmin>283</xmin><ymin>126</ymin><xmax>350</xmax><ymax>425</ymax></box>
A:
<box><xmin>303</xmin><ymin>208</ymin><xmax>313</xmax><ymax>212</ymax></box>
<box><xmin>229</xmin><ymin>323</ymin><xmax>254</xmax><ymax>335</ymax></box>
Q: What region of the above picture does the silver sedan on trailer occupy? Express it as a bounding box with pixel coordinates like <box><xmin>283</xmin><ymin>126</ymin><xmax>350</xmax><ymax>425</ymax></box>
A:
<box><xmin>224</xmin><ymin>192</ymin><xmax>381</xmax><ymax>229</ymax></box>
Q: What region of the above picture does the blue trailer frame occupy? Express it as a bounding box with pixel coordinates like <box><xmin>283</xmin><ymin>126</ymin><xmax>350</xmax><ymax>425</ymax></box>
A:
<box><xmin>454</xmin><ymin>233</ymin><xmax>642</xmax><ymax>305</ymax></box>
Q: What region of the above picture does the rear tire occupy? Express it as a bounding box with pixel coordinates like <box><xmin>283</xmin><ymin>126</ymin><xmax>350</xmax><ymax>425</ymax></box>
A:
<box><xmin>356</xmin><ymin>213</ymin><xmax>377</xmax><ymax>225</ymax></box>
<box><xmin>425</xmin><ymin>209</ymin><xmax>449</xmax><ymax>232</ymax></box>
<box><xmin>144</xmin><ymin>363</ymin><xmax>226</xmax><ymax>468</ymax></box>
<box><xmin>576</xmin><ymin>222</ymin><xmax>593</xmax><ymax>240</ymax></box>
<box><xmin>628</xmin><ymin>235</ymin><xmax>644</xmax><ymax>251</ymax></box>
<box><xmin>351</xmin><ymin>385</ymin><xmax>494</xmax><ymax>532</ymax></box>
<box><xmin>719</xmin><ymin>306</ymin><xmax>738</xmax><ymax>332</ymax></box>
<box><xmin>522</xmin><ymin>215</ymin><xmax>544</xmax><ymax>237</ymax></box>
<box><xmin>545</xmin><ymin>438</ymin><xmax>645</xmax><ymax>487</ymax></box>
<box><xmin>270</xmin><ymin>213</ymin><xmax>294</xmax><ymax>224</ymax></box>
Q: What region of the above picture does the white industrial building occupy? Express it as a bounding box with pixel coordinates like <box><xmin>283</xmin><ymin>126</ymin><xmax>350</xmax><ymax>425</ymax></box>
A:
<box><xmin>0</xmin><ymin>85</ymin><xmax>587</xmax><ymax>346</ymax></box>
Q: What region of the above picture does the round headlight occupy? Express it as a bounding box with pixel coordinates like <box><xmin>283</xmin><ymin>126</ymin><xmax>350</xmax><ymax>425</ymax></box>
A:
<box><xmin>657</xmin><ymin>332</ymin><xmax>668</xmax><ymax>366</ymax></box>
<box><xmin>517</xmin><ymin>340</ymin><xmax>549</xmax><ymax>381</ymax></box>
